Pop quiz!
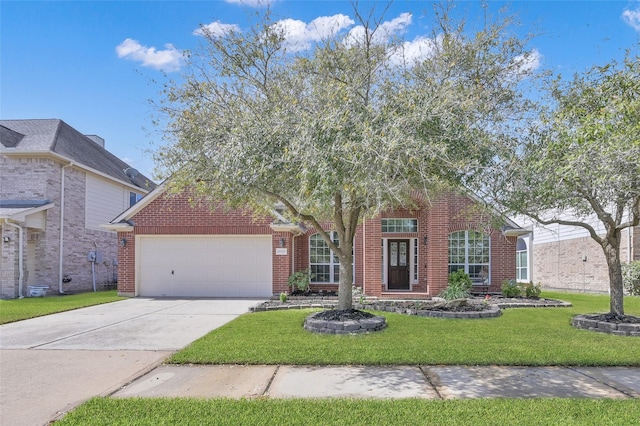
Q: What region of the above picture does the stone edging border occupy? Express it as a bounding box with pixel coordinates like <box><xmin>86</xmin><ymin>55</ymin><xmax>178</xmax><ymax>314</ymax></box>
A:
<box><xmin>572</xmin><ymin>314</ymin><xmax>640</xmax><ymax>337</ymax></box>
<box><xmin>304</xmin><ymin>312</ymin><xmax>387</xmax><ymax>334</ymax></box>
<box><xmin>495</xmin><ymin>301</ymin><xmax>573</xmax><ymax>309</ymax></box>
<box><xmin>365</xmin><ymin>303</ymin><xmax>502</xmax><ymax>318</ymax></box>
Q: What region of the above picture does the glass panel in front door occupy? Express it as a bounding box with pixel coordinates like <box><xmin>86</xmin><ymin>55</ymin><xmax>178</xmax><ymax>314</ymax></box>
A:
<box><xmin>399</xmin><ymin>242</ymin><xmax>407</xmax><ymax>266</ymax></box>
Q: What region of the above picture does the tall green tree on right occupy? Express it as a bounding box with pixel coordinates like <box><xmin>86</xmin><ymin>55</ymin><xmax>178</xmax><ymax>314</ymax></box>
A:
<box><xmin>482</xmin><ymin>50</ymin><xmax>639</xmax><ymax>316</ymax></box>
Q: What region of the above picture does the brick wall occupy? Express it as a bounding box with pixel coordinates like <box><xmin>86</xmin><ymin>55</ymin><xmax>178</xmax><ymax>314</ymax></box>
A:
<box><xmin>533</xmin><ymin>236</ymin><xmax>610</xmax><ymax>293</ymax></box>
<box><xmin>116</xmin><ymin>191</ymin><xmax>276</xmax><ymax>296</ymax></box>
<box><xmin>1</xmin><ymin>156</ymin><xmax>119</xmax><ymax>298</ymax></box>
<box><xmin>114</xmin><ymin>188</ymin><xmax>518</xmax><ymax>299</ymax></box>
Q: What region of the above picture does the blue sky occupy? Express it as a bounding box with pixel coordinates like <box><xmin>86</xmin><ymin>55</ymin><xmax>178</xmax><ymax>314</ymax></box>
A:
<box><xmin>2</xmin><ymin>1</ymin><xmax>639</xmax><ymax>179</ymax></box>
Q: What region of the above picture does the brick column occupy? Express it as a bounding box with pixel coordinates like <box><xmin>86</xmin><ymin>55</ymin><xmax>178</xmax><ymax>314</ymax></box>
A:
<box><xmin>363</xmin><ymin>218</ymin><xmax>382</xmax><ymax>297</ymax></box>
<box><xmin>426</xmin><ymin>196</ymin><xmax>451</xmax><ymax>296</ymax></box>
<box><xmin>272</xmin><ymin>232</ymin><xmax>291</xmax><ymax>295</ymax></box>
<box><xmin>117</xmin><ymin>231</ymin><xmax>135</xmax><ymax>296</ymax></box>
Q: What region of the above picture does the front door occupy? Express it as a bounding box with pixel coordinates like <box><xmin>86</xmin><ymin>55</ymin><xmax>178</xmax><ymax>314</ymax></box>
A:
<box><xmin>388</xmin><ymin>239</ymin><xmax>410</xmax><ymax>290</ymax></box>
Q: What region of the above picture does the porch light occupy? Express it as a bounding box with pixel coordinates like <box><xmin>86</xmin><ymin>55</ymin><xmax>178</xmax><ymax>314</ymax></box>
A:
<box><xmin>2</xmin><ymin>236</ymin><xmax>10</xmax><ymax>243</ymax></box>
<box><xmin>120</xmin><ymin>238</ymin><xmax>127</xmax><ymax>247</ymax></box>
<box><xmin>423</xmin><ymin>236</ymin><xmax>428</xmax><ymax>245</ymax></box>
<box><xmin>279</xmin><ymin>238</ymin><xmax>286</xmax><ymax>247</ymax></box>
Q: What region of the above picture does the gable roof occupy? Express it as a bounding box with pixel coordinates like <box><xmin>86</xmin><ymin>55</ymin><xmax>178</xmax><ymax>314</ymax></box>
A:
<box><xmin>0</xmin><ymin>119</ymin><xmax>155</xmax><ymax>191</ymax></box>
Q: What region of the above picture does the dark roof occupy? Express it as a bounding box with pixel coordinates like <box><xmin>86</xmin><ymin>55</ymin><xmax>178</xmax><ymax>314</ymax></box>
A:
<box><xmin>0</xmin><ymin>200</ymin><xmax>52</xmax><ymax>208</ymax></box>
<box><xmin>0</xmin><ymin>119</ymin><xmax>155</xmax><ymax>191</ymax></box>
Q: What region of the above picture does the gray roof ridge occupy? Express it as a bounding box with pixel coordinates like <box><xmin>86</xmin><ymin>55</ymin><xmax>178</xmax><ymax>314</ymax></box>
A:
<box><xmin>49</xmin><ymin>119</ymin><xmax>64</xmax><ymax>151</ymax></box>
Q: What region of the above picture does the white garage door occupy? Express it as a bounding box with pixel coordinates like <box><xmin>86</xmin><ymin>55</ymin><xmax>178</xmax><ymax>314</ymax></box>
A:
<box><xmin>138</xmin><ymin>235</ymin><xmax>272</xmax><ymax>297</ymax></box>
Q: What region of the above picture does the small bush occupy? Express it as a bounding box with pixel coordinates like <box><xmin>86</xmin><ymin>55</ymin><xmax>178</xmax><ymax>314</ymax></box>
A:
<box><xmin>501</xmin><ymin>279</ymin><xmax>522</xmax><ymax>297</ymax></box>
<box><xmin>622</xmin><ymin>261</ymin><xmax>640</xmax><ymax>296</ymax></box>
<box><xmin>439</xmin><ymin>270</ymin><xmax>472</xmax><ymax>300</ymax></box>
<box><xmin>288</xmin><ymin>269</ymin><xmax>313</xmax><ymax>293</ymax></box>
<box><xmin>520</xmin><ymin>282</ymin><xmax>542</xmax><ymax>298</ymax></box>
<box><xmin>279</xmin><ymin>292</ymin><xmax>288</xmax><ymax>303</ymax></box>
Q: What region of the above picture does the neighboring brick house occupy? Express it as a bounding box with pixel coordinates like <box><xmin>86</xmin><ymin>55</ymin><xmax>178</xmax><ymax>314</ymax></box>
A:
<box><xmin>514</xmin><ymin>215</ymin><xmax>639</xmax><ymax>293</ymax></box>
<box><xmin>105</xmin><ymin>183</ymin><xmax>526</xmax><ymax>299</ymax></box>
<box><xmin>0</xmin><ymin>119</ymin><xmax>155</xmax><ymax>299</ymax></box>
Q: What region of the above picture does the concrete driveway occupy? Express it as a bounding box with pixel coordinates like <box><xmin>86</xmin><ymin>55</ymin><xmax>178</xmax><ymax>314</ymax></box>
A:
<box><xmin>0</xmin><ymin>298</ymin><xmax>261</xmax><ymax>426</ymax></box>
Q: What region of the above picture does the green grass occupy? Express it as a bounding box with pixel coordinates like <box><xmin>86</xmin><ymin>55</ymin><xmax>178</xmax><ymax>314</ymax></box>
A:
<box><xmin>169</xmin><ymin>292</ymin><xmax>640</xmax><ymax>366</ymax></box>
<box><xmin>0</xmin><ymin>290</ymin><xmax>124</xmax><ymax>324</ymax></box>
<box><xmin>56</xmin><ymin>397</ymin><xmax>640</xmax><ymax>426</ymax></box>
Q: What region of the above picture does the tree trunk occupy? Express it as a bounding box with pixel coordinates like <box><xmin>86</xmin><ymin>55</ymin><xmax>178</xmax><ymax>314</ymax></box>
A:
<box><xmin>337</xmin><ymin>241</ymin><xmax>354</xmax><ymax>310</ymax></box>
<box><xmin>601</xmin><ymin>236</ymin><xmax>624</xmax><ymax>316</ymax></box>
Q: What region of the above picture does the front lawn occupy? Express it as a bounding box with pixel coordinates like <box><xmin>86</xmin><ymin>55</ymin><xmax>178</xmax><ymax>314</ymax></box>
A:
<box><xmin>170</xmin><ymin>292</ymin><xmax>640</xmax><ymax>366</ymax></box>
<box><xmin>0</xmin><ymin>290</ymin><xmax>124</xmax><ymax>324</ymax></box>
<box><xmin>56</xmin><ymin>397</ymin><xmax>640</xmax><ymax>426</ymax></box>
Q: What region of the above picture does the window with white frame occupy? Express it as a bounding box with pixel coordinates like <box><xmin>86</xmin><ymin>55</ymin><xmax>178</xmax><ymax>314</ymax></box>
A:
<box><xmin>381</xmin><ymin>218</ymin><xmax>417</xmax><ymax>233</ymax></box>
<box><xmin>310</xmin><ymin>232</ymin><xmax>348</xmax><ymax>284</ymax></box>
<box><xmin>448</xmin><ymin>230</ymin><xmax>490</xmax><ymax>283</ymax></box>
<box><xmin>516</xmin><ymin>237</ymin><xmax>528</xmax><ymax>282</ymax></box>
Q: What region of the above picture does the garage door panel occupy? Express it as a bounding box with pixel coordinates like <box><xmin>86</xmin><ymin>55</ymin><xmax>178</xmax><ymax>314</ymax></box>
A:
<box><xmin>138</xmin><ymin>236</ymin><xmax>272</xmax><ymax>297</ymax></box>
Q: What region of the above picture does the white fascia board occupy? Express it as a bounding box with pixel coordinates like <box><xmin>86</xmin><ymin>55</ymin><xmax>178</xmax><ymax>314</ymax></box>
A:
<box><xmin>100</xmin><ymin>223</ymin><xmax>134</xmax><ymax>232</ymax></box>
<box><xmin>270</xmin><ymin>222</ymin><xmax>307</xmax><ymax>236</ymax></box>
<box><xmin>502</xmin><ymin>228</ymin><xmax>532</xmax><ymax>237</ymax></box>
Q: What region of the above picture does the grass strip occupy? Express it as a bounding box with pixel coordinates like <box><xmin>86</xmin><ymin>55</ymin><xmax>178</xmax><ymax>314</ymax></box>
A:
<box><xmin>169</xmin><ymin>292</ymin><xmax>640</xmax><ymax>366</ymax></box>
<box><xmin>0</xmin><ymin>290</ymin><xmax>124</xmax><ymax>324</ymax></box>
<box><xmin>56</xmin><ymin>397</ymin><xmax>640</xmax><ymax>426</ymax></box>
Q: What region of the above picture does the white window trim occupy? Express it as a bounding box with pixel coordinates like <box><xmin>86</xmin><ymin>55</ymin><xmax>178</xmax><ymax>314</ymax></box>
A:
<box><xmin>516</xmin><ymin>237</ymin><xmax>529</xmax><ymax>282</ymax></box>
<box><xmin>448</xmin><ymin>230</ymin><xmax>491</xmax><ymax>284</ymax></box>
<box><xmin>381</xmin><ymin>218</ymin><xmax>418</xmax><ymax>233</ymax></box>
<box><xmin>309</xmin><ymin>231</ymin><xmax>354</xmax><ymax>284</ymax></box>
<box><xmin>382</xmin><ymin>237</ymin><xmax>418</xmax><ymax>288</ymax></box>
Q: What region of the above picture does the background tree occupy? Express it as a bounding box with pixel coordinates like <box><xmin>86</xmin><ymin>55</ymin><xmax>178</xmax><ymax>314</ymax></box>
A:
<box><xmin>478</xmin><ymin>50</ymin><xmax>640</xmax><ymax>316</ymax></box>
<box><xmin>155</xmin><ymin>3</ymin><xmax>538</xmax><ymax>310</ymax></box>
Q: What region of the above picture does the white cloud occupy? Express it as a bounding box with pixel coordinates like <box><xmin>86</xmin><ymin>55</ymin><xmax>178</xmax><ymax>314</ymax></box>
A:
<box><xmin>345</xmin><ymin>12</ymin><xmax>412</xmax><ymax>47</ymax></box>
<box><xmin>116</xmin><ymin>38</ymin><xmax>182</xmax><ymax>72</ymax></box>
<box><xmin>224</xmin><ymin>0</ymin><xmax>275</xmax><ymax>7</ymax></box>
<box><xmin>622</xmin><ymin>7</ymin><xmax>640</xmax><ymax>32</ymax></box>
<box><xmin>273</xmin><ymin>14</ymin><xmax>354</xmax><ymax>52</ymax></box>
<box><xmin>512</xmin><ymin>48</ymin><xmax>543</xmax><ymax>75</ymax></box>
<box><xmin>194</xmin><ymin>21</ymin><xmax>241</xmax><ymax>37</ymax></box>
<box><xmin>387</xmin><ymin>35</ymin><xmax>441</xmax><ymax>67</ymax></box>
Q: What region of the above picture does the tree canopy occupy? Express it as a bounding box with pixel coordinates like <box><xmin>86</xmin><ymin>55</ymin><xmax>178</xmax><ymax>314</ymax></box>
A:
<box><xmin>478</xmin><ymin>49</ymin><xmax>640</xmax><ymax>315</ymax></box>
<box><xmin>154</xmin><ymin>3</ymin><xmax>539</xmax><ymax>309</ymax></box>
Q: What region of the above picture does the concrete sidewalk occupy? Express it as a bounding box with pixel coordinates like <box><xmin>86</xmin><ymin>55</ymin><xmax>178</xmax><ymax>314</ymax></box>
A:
<box><xmin>0</xmin><ymin>298</ymin><xmax>262</xmax><ymax>426</ymax></box>
<box><xmin>113</xmin><ymin>364</ymin><xmax>640</xmax><ymax>400</ymax></box>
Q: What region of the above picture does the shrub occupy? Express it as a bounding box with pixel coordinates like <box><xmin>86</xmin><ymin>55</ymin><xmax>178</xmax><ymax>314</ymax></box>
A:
<box><xmin>622</xmin><ymin>260</ymin><xmax>640</xmax><ymax>296</ymax></box>
<box><xmin>287</xmin><ymin>269</ymin><xmax>313</xmax><ymax>293</ymax></box>
<box><xmin>439</xmin><ymin>270</ymin><xmax>472</xmax><ymax>300</ymax></box>
<box><xmin>520</xmin><ymin>282</ymin><xmax>542</xmax><ymax>298</ymax></box>
<box><xmin>501</xmin><ymin>279</ymin><xmax>522</xmax><ymax>297</ymax></box>
<box><xmin>279</xmin><ymin>292</ymin><xmax>288</xmax><ymax>303</ymax></box>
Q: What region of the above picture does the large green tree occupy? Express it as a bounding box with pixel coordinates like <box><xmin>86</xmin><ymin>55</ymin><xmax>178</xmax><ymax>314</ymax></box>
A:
<box><xmin>479</xmin><ymin>50</ymin><xmax>640</xmax><ymax>316</ymax></box>
<box><xmin>155</xmin><ymin>3</ymin><xmax>538</xmax><ymax>310</ymax></box>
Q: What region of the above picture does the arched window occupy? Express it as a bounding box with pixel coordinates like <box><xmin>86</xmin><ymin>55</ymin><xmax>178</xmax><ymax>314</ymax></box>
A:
<box><xmin>448</xmin><ymin>230</ymin><xmax>490</xmax><ymax>283</ymax></box>
<box><xmin>516</xmin><ymin>237</ymin><xmax>529</xmax><ymax>282</ymax></box>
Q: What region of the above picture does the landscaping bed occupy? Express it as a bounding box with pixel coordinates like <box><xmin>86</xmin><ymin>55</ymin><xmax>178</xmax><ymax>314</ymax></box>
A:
<box><xmin>251</xmin><ymin>295</ymin><xmax>571</xmax><ymax>314</ymax></box>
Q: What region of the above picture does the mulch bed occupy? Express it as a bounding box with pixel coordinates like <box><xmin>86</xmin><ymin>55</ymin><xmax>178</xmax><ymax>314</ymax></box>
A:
<box><xmin>584</xmin><ymin>313</ymin><xmax>640</xmax><ymax>324</ymax></box>
<box><xmin>312</xmin><ymin>309</ymin><xmax>376</xmax><ymax>321</ymax></box>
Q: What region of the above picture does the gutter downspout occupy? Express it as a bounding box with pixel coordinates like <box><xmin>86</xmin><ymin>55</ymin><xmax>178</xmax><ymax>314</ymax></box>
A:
<box><xmin>59</xmin><ymin>162</ymin><xmax>73</xmax><ymax>294</ymax></box>
<box><xmin>5</xmin><ymin>219</ymin><xmax>25</xmax><ymax>299</ymax></box>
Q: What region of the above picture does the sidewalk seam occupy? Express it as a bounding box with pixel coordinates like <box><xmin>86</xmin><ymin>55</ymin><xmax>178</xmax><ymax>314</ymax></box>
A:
<box><xmin>569</xmin><ymin>367</ymin><xmax>638</xmax><ymax>399</ymax></box>
<box><xmin>419</xmin><ymin>366</ymin><xmax>443</xmax><ymax>399</ymax></box>
<box><xmin>263</xmin><ymin>365</ymin><xmax>280</xmax><ymax>397</ymax></box>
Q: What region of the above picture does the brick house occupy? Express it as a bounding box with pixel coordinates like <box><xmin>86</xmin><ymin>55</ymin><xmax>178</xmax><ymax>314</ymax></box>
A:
<box><xmin>1</xmin><ymin>119</ymin><xmax>155</xmax><ymax>299</ymax></box>
<box><xmin>105</xmin><ymin>183</ymin><xmax>526</xmax><ymax>299</ymax></box>
<box><xmin>514</xmin><ymin>215</ymin><xmax>639</xmax><ymax>293</ymax></box>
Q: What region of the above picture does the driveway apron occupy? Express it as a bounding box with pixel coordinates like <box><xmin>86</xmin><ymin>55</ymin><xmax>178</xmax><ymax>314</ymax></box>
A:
<box><xmin>0</xmin><ymin>298</ymin><xmax>261</xmax><ymax>426</ymax></box>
